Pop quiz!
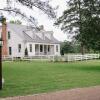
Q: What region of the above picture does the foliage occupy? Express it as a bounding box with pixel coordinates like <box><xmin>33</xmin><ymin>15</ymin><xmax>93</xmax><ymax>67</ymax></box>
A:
<box><xmin>60</xmin><ymin>41</ymin><xmax>74</xmax><ymax>54</ymax></box>
<box><xmin>60</xmin><ymin>40</ymin><xmax>81</xmax><ymax>54</ymax></box>
<box><xmin>10</xmin><ymin>20</ymin><xmax>22</xmax><ymax>24</ymax></box>
<box><xmin>55</xmin><ymin>0</ymin><xmax>100</xmax><ymax>53</ymax></box>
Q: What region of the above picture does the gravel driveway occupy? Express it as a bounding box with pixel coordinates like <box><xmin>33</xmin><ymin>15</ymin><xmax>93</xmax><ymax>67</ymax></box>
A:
<box><xmin>1</xmin><ymin>86</ymin><xmax>100</xmax><ymax>100</ymax></box>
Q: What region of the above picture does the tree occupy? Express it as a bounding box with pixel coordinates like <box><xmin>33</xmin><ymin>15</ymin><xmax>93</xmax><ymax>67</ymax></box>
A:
<box><xmin>5</xmin><ymin>0</ymin><xmax>56</xmax><ymax>18</ymax></box>
<box><xmin>0</xmin><ymin>0</ymin><xmax>56</xmax><ymax>29</ymax></box>
<box><xmin>55</xmin><ymin>0</ymin><xmax>100</xmax><ymax>54</ymax></box>
<box><xmin>80</xmin><ymin>0</ymin><xmax>100</xmax><ymax>52</ymax></box>
<box><xmin>60</xmin><ymin>41</ymin><xmax>74</xmax><ymax>54</ymax></box>
<box><xmin>55</xmin><ymin>0</ymin><xmax>85</xmax><ymax>54</ymax></box>
<box><xmin>60</xmin><ymin>40</ymin><xmax>85</xmax><ymax>54</ymax></box>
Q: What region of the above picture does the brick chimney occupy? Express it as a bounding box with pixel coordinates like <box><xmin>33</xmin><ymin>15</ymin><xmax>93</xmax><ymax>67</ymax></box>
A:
<box><xmin>2</xmin><ymin>18</ymin><xmax>8</xmax><ymax>56</ymax></box>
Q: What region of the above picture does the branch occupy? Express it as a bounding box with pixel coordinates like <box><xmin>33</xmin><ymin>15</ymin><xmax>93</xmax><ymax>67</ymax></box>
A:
<box><xmin>0</xmin><ymin>7</ymin><xmax>40</xmax><ymax>30</ymax></box>
<box><xmin>6</xmin><ymin>0</ymin><xmax>56</xmax><ymax>18</ymax></box>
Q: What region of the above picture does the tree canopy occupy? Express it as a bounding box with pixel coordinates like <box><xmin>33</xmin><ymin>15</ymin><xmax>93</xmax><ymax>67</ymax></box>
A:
<box><xmin>55</xmin><ymin>0</ymin><xmax>100</xmax><ymax>53</ymax></box>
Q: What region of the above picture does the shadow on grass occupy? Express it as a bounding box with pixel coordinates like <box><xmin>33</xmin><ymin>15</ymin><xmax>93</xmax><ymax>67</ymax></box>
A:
<box><xmin>70</xmin><ymin>65</ymin><xmax>100</xmax><ymax>72</ymax></box>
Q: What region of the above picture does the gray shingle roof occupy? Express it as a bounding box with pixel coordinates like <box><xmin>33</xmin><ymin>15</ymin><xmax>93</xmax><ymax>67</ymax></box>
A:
<box><xmin>7</xmin><ymin>23</ymin><xmax>60</xmax><ymax>44</ymax></box>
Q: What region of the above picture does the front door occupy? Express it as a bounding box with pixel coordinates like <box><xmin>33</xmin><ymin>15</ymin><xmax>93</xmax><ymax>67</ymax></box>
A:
<box><xmin>25</xmin><ymin>48</ymin><xmax>28</xmax><ymax>57</ymax></box>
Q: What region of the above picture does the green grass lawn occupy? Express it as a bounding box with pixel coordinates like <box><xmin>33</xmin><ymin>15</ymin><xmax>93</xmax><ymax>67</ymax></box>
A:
<box><xmin>0</xmin><ymin>60</ymin><xmax>100</xmax><ymax>97</ymax></box>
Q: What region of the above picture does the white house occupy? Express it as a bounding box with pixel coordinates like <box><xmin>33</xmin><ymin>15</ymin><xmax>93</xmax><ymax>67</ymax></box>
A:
<box><xmin>3</xmin><ymin>23</ymin><xmax>60</xmax><ymax>57</ymax></box>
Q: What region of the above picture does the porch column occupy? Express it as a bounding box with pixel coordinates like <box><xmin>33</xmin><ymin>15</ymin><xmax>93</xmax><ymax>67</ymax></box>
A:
<box><xmin>53</xmin><ymin>45</ymin><xmax>55</xmax><ymax>55</ymax></box>
<box><xmin>46</xmin><ymin>45</ymin><xmax>48</xmax><ymax>55</ymax></box>
<box><xmin>43</xmin><ymin>45</ymin><xmax>44</xmax><ymax>55</ymax></box>
<box><xmin>33</xmin><ymin>44</ymin><xmax>35</xmax><ymax>56</ymax></box>
<box><xmin>49</xmin><ymin>45</ymin><xmax>51</xmax><ymax>55</ymax></box>
<box><xmin>39</xmin><ymin>44</ymin><xmax>40</xmax><ymax>55</ymax></box>
<box><xmin>54</xmin><ymin>45</ymin><xmax>56</xmax><ymax>55</ymax></box>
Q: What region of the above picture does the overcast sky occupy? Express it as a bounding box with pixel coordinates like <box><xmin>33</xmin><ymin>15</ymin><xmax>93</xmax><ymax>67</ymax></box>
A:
<box><xmin>0</xmin><ymin>0</ymin><xmax>70</xmax><ymax>41</ymax></box>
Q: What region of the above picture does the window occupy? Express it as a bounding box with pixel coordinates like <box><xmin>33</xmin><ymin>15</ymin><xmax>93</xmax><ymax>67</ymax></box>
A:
<box><xmin>56</xmin><ymin>45</ymin><xmax>58</xmax><ymax>52</ymax></box>
<box><xmin>30</xmin><ymin>44</ymin><xmax>32</xmax><ymax>52</ymax></box>
<box><xmin>40</xmin><ymin>45</ymin><xmax>43</xmax><ymax>52</ymax></box>
<box><xmin>8</xmin><ymin>31</ymin><xmax>11</xmax><ymax>39</ymax></box>
<box><xmin>9</xmin><ymin>47</ymin><xmax>12</xmax><ymax>55</ymax></box>
<box><xmin>18</xmin><ymin>44</ymin><xmax>21</xmax><ymax>53</ymax></box>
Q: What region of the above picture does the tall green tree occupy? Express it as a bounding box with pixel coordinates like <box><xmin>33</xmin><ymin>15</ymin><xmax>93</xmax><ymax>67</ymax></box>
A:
<box><xmin>55</xmin><ymin>0</ymin><xmax>100</xmax><ymax>54</ymax></box>
<box><xmin>81</xmin><ymin>0</ymin><xmax>100</xmax><ymax>52</ymax></box>
<box><xmin>55</xmin><ymin>0</ymin><xmax>85</xmax><ymax>54</ymax></box>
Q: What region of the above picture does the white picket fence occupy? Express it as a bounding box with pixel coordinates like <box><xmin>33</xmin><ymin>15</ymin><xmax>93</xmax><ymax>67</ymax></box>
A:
<box><xmin>52</xmin><ymin>54</ymin><xmax>100</xmax><ymax>62</ymax></box>
<box><xmin>2</xmin><ymin>54</ymin><xmax>100</xmax><ymax>62</ymax></box>
<box><xmin>66</xmin><ymin>54</ymin><xmax>100</xmax><ymax>62</ymax></box>
<box><xmin>2</xmin><ymin>55</ymin><xmax>51</xmax><ymax>61</ymax></box>
<box><xmin>2</xmin><ymin>55</ymin><xmax>14</xmax><ymax>61</ymax></box>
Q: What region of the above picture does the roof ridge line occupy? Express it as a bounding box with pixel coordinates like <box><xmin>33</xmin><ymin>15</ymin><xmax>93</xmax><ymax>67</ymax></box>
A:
<box><xmin>23</xmin><ymin>31</ymin><xmax>34</xmax><ymax>40</ymax></box>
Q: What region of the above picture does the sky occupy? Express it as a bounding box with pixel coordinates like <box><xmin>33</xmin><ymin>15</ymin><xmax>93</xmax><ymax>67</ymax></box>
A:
<box><xmin>0</xmin><ymin>0</ymin><xmax>70</xmax><ymax>41</ymax></box>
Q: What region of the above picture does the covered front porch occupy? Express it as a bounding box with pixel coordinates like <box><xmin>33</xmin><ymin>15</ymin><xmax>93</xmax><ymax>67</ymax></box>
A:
<box><xmin>35</xmin><ymin>44</ymin><xmax>54</xmax><ymax>56</ymax></box>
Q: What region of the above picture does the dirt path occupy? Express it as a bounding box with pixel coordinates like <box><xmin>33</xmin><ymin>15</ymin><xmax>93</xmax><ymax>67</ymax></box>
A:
<box><xmin>2</xmin><ymin>86</ymin><xmax>100</xmax><ymax>100</ymax></box>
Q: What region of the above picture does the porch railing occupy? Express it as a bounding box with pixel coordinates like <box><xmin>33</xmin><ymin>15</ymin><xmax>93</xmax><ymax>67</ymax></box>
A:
<box><xmin>35</xmin><ymin>52</ymin><xmax>54</xmax><ymax>55</ymax></box>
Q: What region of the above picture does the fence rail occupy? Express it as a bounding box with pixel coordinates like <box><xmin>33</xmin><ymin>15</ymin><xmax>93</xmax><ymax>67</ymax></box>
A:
<box><xmin>2</xmin><ymin>54</ymin><xmax>100</xmax><ymax>62</ymax></box>
<box><xmin>66</xmin><ymin>54</ymin><xmax>99</xmax><ymax>62</ymax></box>
<box><xmin>49</xmin><ymin>54</ymin><xmax>100</xmax><ymax>62</ymax></box>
